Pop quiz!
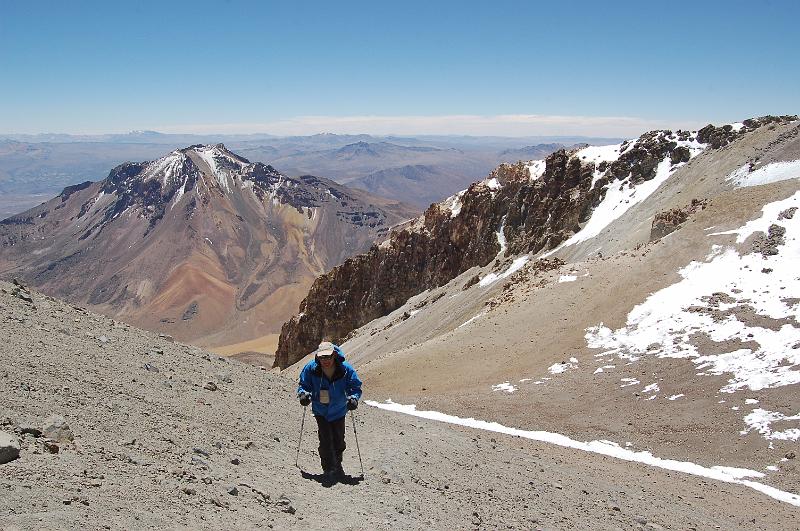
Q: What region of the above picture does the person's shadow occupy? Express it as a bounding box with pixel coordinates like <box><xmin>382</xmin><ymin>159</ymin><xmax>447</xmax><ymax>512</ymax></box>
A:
<box><xmin>300</xmin><ymin>470</ymin><xmax>364</xmax><ymax>487</ymax></box>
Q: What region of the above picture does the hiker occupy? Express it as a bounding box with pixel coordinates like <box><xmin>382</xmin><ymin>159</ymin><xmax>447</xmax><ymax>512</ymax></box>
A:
<box><xmin>297</xmin><ymin>341</ymin><xmax>362</xmax><ymax>479</ymax></box>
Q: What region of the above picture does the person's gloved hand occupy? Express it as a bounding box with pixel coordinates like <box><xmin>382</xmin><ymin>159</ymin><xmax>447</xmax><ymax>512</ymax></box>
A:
<box><xmin>347</xmin><ymin>397</ymin><xmax>358</xmax><ymax>410</ymax></box>
<box><xmin>298</xmin><ymin>391</ymin><xmax>311</xmax><ymax>406</ymax></box>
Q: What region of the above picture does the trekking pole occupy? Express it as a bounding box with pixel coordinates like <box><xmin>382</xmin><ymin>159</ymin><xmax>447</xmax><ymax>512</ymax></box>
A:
<box><xmin>295</xmin><ymin>405</ymin><xmax>307</xmax><ymax>469</ymax></box>
<box><xmin>350</xmin><ymin>410</ymin><xmax>365</xmax><ymax>478</ymax></box>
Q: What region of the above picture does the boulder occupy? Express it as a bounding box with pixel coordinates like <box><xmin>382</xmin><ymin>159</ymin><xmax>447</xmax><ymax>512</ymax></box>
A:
<box><xmin>42</xmin><ymin>415</ymin><xmax>74</xmax><ymax>443</ymax></box>
<box><xmin>0</xmin><ymin>431</ymin><xmax>21</xmax><ymax>464</ymax></box>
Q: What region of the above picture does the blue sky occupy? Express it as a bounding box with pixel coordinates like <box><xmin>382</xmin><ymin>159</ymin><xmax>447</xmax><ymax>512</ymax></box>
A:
<box><xmin>1</xmin><ymin>0</ymin><xmax>797</xmax><ymax>136</ymax></box>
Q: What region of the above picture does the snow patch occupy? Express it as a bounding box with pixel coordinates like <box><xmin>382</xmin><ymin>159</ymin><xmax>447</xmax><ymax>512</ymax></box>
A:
<box><xmin>491</xmin><ymin>382</ymin><xmax>518</xmax><ymax>393</ymax></box>
<box><xmin>593</xmin><ymin>365</ymin><xmax>615</xmax><ymax>374</ymax></box>
<box><xmin>442</xmin><ymin>190</ymin><xmax>466</xmax><ymax>218</ymax></box>
<box><xmin>741</xmin><ymin>408</ymin><xmax>800</xmax><ymax>441</ymax></box>
<box><xmin>496</xmin><ymin>216</ymin><xmax>507</xmax><ymax>254</ymax></box>
<box><xmin>479</xmin><ymin>255</ymin><xmax>529</xmax><ymax>287</ymax></box>
<box><xmin>586</xmin><ymin>190</ymin><xmax>800</xmax><ymax>393</ymax></box>
<box><xmin>642</xmin><ymin>383</ymin><xmax>660</xmax><ymax>393</ymax></box>
<box><xmin>548</xmin><ymin>360</ymin><xmax>577</xmax><ymax>374</ymax></box>
<box><xmin>526</xmin><ymin>160</ymin><xmax>546</xmax><ymax>181</ymax></box>
<box><xmin>558</xmin><ymin>275</ymin><xmax>577</xmax><ymax>283</ymax></box>
<box><xmin>458</xmin><ymin>312</ymin><xmax>486</xmax><ymax>328</ymax></box>
<box><xmin>575</xmin><ymin>144</ymin><xmax>622</xmax><ymax>167</ymax></box>
<box><xmin>727</xmin><ymin>160</ymin><xmax>800</xmax><ymax>188</ymax></box>
<box><xmin>548</xmin><ymin>157</ymin><xmax>677</xmax><ymax>254</ymax></box>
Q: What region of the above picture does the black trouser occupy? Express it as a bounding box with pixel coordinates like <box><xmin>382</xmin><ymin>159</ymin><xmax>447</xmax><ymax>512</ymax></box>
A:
<box><xmin>314</xmin><ymin>414</ymin><xmax>346</xmax><ymax>473</ymax></box>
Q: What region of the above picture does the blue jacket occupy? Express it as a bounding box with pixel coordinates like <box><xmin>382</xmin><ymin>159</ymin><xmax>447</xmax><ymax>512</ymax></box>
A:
<box><xmin>297</xmin><ymin>345</ymin><xmax>363</xmax><ymax>422</ymax></box>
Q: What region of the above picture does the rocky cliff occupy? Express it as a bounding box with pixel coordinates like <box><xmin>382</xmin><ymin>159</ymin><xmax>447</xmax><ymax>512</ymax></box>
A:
<box><xmin>274</xmin><ymin>116</ymin><xmax>797</xmax><ymax>368</ymax></box>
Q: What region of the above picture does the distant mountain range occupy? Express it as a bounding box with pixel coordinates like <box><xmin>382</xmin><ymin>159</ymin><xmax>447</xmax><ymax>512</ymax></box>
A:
<box><xmin>0</xmin><ymin>144</ymin><xmax>416</xmax><ymax>357</ymax></box>
<box><xmin>0</xmin><ymin>132</ymin><xmax>617</xmax><ymax>217</ymax></box>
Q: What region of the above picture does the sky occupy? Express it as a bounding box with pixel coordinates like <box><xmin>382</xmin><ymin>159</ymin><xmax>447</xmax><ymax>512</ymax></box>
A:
<box><xmin>0</xmin><ymin>0</ymin><xmax>797</xmax><ymax>137</ymax></box>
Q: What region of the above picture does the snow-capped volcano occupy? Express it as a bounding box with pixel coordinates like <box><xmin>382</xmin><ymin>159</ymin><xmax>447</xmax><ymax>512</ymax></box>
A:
<box><xmin>0</xmin><ymin>145</ymin><xmax>417</xmax><ymax>356</ymax></box>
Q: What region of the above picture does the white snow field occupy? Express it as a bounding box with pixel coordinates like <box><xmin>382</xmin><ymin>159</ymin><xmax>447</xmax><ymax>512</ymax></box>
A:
<box><xmin>585</xmin><ymin>189</ymin><xmax>800</xmax><ymax>393</ymax></box>
<box><xmin>728</xmin><ymin>160</ymin><xmax>800</xmax><ymax>188</ymax></box>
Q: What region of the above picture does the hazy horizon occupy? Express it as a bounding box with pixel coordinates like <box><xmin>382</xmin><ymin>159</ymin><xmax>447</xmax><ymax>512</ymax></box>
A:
<box><xmin>1</xmin><ymin>1</ymin><xmax>796</xmax><ymax>137</ymax></box>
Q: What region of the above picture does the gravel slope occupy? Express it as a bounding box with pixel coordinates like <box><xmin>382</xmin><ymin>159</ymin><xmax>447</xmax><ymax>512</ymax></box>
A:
<box><xmin>1</xmin><ymin>281</ymin><xmax>798</xmax><ymax>530</ymax></box>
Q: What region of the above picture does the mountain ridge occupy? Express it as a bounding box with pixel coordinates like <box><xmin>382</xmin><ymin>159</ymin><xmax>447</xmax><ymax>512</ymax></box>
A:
<box><xmin>274</xmin><ymin>116</ymin><xmax>799</xmax><ymax>368</ymax></box>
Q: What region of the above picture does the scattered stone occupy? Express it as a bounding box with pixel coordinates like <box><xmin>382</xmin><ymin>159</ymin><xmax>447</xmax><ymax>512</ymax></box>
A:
<box><xmin>182</xmin><ymin>486</ymin><xmax>196</xmax><ymax>495</ymax></box>
<box><xmin>18</xmin><ymin>423</ymin><xmax>42</xmax><ymax>438</ymax></box>
<box><xmin>159</xmin><ymin>333</ymin><xmax>175</xmax><ymax>342</ymax></box>
<box><xmin>201</xmin><ymin>477</ymin><xmax>213</xmax><ymax>485</ymax></box>
<box><xmin>230</xmin><ymin>457</ymin><xmax>241</xmax><ymax>465</ymax></box>
<box><xmin>211</xmin><ymin>497</ymin><xmax>230</xmax><ymax>509</ymax></box>
<box><xmin>752</xmin><ymin>224</ymin><xmax>786</xmax><ymax>257</ymax></box>
<box><xmin>182</xmin><ymin>301</ymin><xmax>198</xmax><ymax>321</ymax></box>
<box><xmin>785</xmin><ymin>451</ymin><xmax>796</xmax><ymax>460</ymax></box>
<box><xmin>193</xmin><ymin>447</ymin><xmax>210</xmax><ymax>457</ymax></box>
<box><xmin>41</xmin><ymin>415</ymin><xmax>73</xmax><ymax>443</ymax></box>
<box><xmin>277</xmin><ymin>495</ymin><xmax>295</xmax><ymax>514</ymax></box>
<box><xmin>0</xmin><ymin>431</ymin><xmax>21</xmax><ymax>464</ymax></box>
<box><xmin>463</xmin><ymin>274</ymin><xmax>481</xmax><ymax>290</ymax></box>
<box><xmin>213</xmin><ymin>441</ymin><xmax>223</xmax><ymax>450</ymax></box>
<box><xmin>778</xmin><ymin>207</ymin><xmax>797</xmax><ymax>220</ymax></box>
<box><xmin>240</xmin><ymin>440</ymin><xmax>255</xmax><ymax>449</ymax></box>
<box><xmin>190</xmin><ymin>456</ymin><xmax>209</xmax><ymax>469</ymax></box>
<box><xmin>204</xmin><ymin>382</ymin><xmax>218</xmax><ymax>392</ymax></box>
<box><xmin>97</xmin><ymin>335</ymin><xmax>110</xmax><ymax>343</ymax></box>
<box><xmin>216</xmin><ymin>371</ymin><xmax>232</xmax><ymax>384</ymax></box>
<box><xmin>42</xmin><ymin>440</ymin><xmax>59</xmax><ymax>454</ymax></box>
<box><xmin>227</xmin><ymin>486</ymin><xmax>239</xmax><ymax>496</ymax></box>
<box><xmin>634</xmin><ymin>515</ymin><xmax>648</xmax><ymax>525</ymax></box>
<box><xmin>144</xmin><ymin>363</ymin><xmax>159</xmax><ymax>373</ymax></box>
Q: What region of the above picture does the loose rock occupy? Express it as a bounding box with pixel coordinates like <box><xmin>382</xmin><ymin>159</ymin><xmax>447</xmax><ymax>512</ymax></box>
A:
<box><xmin>42</xmin><ymin>415</ymin><xmax>74</xmax><ymax>443</ymax></box>
<box><xmin>0</xmin><ymin>431</ymin><xmax>21</xmax><ymax>464</ymax></box>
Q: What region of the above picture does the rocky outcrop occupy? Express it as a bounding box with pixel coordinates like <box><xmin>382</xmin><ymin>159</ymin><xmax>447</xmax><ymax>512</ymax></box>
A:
<box><xmin>274</xmin><ymin>166</ymin><xmax>521</xmax><ymax>367</ymax></box>
<box><xmin>650</xmin><ymin>199</ymin><xmax>708</xmax><ymax>241</ymax></box>
<box><xmin>697</xmin><ymin>115</ymin><xmax>797</xmax><ymax>149</ymax></box>
<box><xmin>274</xmin><ymin>125</ymin><xmax>730</xmax><ymax>368</ymax></box>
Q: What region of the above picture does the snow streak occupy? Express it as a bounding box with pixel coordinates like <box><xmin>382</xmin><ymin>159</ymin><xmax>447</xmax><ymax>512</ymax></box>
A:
<box><xmin>367</xmin><ymin>400</ymin><xmax>800</xmax><ymax>507</ymax></box>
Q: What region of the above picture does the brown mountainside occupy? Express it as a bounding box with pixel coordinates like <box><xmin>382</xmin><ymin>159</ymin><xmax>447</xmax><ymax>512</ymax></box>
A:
<box><xmin>0</xmin><ymin>144</ymin><xmax>417</xmax><ymax>355</ymax></box>
<box><xmin>275</xmin><ymin>116</ymin><xmax>797</xmax><ymax>368</ymax></box>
